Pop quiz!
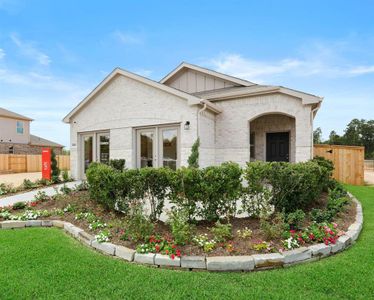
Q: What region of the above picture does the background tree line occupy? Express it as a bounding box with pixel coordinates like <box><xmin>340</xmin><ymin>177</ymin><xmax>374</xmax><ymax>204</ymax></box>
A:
<box><xmin>313</xmin><ymin>119</ymin><xmax>374</xmax><ymax>159</ymax></box>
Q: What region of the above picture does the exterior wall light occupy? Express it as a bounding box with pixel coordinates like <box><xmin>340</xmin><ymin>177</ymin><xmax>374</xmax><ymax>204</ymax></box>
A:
<box><xmin>184</xmin><ymin>121</ymin><xmax>190</xmax><ymax>130</ymax></box>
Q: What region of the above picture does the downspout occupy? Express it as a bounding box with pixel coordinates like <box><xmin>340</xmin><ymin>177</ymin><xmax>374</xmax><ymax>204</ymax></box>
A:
<box><xmin>310</xmin><ymin>101</ymin><xmax>322</xmax><ymax>159</ymax></box>
<box><xmin>197</xmin><ymin>102</ymin><xmax>208</xmax><ymax>139</ymax></box>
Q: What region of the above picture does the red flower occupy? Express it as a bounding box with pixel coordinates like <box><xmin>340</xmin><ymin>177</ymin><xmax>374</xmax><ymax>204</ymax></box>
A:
<box><xmin>155</xmin><ymin>245</ymin><xmax>160</xmax><ymax>252</ymax></box>
<box><xmin>165</xmin><ymin>250</ymin><xmax>169</xmax><ymax>255</ymax></box>
<box><xmin>176</xmin><ymin>250</ymin><xmax>181</xmax><ymax>257</ymax></box>
<box><xmin>171</xmin><ymin>244</ymin><xmax>176</xmax><ymax>249</ymax></box>
<box><xmin>171</xmin><ymin>254</ymin><xmax>175</xmax><ymax>260</ymax></box>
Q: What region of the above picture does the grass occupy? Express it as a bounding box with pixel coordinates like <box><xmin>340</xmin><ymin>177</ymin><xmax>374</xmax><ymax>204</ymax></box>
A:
<box><xmin>0</xmin><ymin>185</ymin><xmax>373</xmax><ymax>299</ymax></box>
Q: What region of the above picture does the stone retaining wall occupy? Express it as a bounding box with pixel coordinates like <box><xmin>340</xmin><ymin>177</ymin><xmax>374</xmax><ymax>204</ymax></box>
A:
<box><xmin>0</xmin><ymin>194</ymin><xmax>363</xmax><ymax>272</ymax></box>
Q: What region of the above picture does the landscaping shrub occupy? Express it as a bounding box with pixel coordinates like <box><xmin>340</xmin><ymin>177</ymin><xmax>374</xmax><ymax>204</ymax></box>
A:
<box><xmin>114</xmin><ymin>169</ymin><xmax>144</xmax><ymax>214</ymax></box>
<box><xmin>167</xmin><ymin>208</ymin><xmax>194</xmax><ymax>245</ymax></box>
<box><xmin>285</xmin><ymin>209</ymin><xmax>305</xmax><ymax>230</ymax></box>
<box><xmin>210</xmin><ymin>221</ymin><xmax>233</xmax><ymax>242</ymax></box>
<box><xmin>123</xmin><ymin>204</ymin><xmax>154</xmax><ymax>242</ymax></box>
<box><xmin>109</xmin><ymin>159</ymin><xmax>126</xmax><ymax>171</ymax></box>
<box><xmin>86</xmin><ymin>163</ymin><xmax>119</xmax><ymax>210</ymax></box>
<box><xmin>168</xmin><ymin>167</ymin><xmax>203</xmax><ymax>221</ymax></box>
<box><xmin>51</xmin><ymin>150</ymin><xmax>61</xmax><ymax>183</ymax></box>
<box><xmin>12</xmin><ymin>201</ymin><xmax>26</xmax><ymax>210</ymax></box>
<box><xmin>244</xmin><ymin>160</ymin><xmax>331</xmax><ymax>213</ymax></box>
<box><xmin>140</xmin><ymin>167</ymin><xmax>171</xmax><ymax>221</ymax></box>
<box><xmin>22</xmin><ymin>179</ymin><xmax>38</xmax><ymax>189</ymax></box>
<box><xmin>187</xmin><ymin>138</ymin><xmax>200</xmax><ymax>168</ymax></box>
<box><xmin>260</xmin><ymin>212</ymin><xmax>286</xmax><ymax>240</ymax></box>
<box><xmin>198</xmin><ymin>162</ymin><xmax>242</xmax><ymax>221</ymax></box>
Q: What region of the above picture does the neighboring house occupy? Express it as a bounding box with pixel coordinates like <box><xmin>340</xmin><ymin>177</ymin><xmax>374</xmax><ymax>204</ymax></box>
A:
<box><xmin>63</xmin><ymin>62</ymin><xmax>323</xmax><ymax>179</ymax></box>
<box><xmin>0</xmin><ymin>107</ymin><xmax>64</xmax><ymax>155</ymax></box>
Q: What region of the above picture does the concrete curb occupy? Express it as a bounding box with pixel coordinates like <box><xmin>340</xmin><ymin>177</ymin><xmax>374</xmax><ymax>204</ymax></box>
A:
<box><xmin>0</xmin><ymin>193</ymin><xmax>364</xmax><ymax>272</ymax></box>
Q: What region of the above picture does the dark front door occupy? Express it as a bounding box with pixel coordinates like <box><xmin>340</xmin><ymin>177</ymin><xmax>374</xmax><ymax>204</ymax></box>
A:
<box><xmin>266</xmin><ymin>132</ymin><xmax>290</xmax><ymax>162</ymax></box>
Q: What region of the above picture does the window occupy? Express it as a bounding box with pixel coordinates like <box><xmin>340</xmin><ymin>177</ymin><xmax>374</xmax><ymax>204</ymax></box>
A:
<box><xmin>137</xmin><ymin>125</ymin><xmax>179</xmax><ymax>170</ymax></box>
<box><xmin>98</xmin><ymin>134</ymin><xmax>110</xmax><ymax>164</ymax></box>
<box><xmin>250</xmin><ymin>132</ymin><xmax>255</xmax><ymax>159</ymax></box>
<box><xmin>16</xmin><ymin>121</ymin><xmax>24</xmax><ymax>134</ymax></box>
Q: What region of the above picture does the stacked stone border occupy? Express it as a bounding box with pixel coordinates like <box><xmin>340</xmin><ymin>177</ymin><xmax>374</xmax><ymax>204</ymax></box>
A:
<box><xmin>0</xmin><ymin>193</ymin><xmax>363</xmax><ymax>272</ymax></box>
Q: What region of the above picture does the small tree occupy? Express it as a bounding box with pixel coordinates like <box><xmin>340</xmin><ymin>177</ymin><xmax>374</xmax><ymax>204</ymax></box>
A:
<box><xmin>187</xmin><ymin>138</ymin><xmax>200</xmax><ymax>168</ymax></box>
<box><xmin>51</xmin><ymin>149</ymin><xmax>61</xmax><ymax>183</ymax></box>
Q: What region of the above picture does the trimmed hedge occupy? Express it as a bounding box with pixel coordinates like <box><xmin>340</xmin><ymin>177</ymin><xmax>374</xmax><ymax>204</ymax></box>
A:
<box><xmin>86</xmin><ymin>158</ymin><xmax>333</xmax><ymax>220</ymax></box>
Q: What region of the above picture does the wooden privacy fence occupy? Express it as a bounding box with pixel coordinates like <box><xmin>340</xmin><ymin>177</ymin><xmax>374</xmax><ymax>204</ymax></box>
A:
<box><xmin>314</xmin><ymin>144</ymin><xmax>365</xmax><ymax>185</ymax></box>
<box><xmin>0</xmin><ymin>154</ymin><xmax>70</xmax><ymax>173</ymax></box>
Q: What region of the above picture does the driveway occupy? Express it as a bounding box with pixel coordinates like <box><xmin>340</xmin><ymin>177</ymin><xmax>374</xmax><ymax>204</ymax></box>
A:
<box><xmin>365</xmin><ymin>170</ymin><xmax>374</xmax><ymax>185</ymax></box>
<box><xmin>0</xmin><ymin>172</ymin><xmax>42</xmax><ymax>187</ymax></box>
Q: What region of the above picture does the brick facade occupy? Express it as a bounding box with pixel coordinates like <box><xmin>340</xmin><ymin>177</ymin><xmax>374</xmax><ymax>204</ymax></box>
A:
<box><xmin>0</xmin><ymin>142</ymin><xmax>63</xmax><ymax>155</ymax></box>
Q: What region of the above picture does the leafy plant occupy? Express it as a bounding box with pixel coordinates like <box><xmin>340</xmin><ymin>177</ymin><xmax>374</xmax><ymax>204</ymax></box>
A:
<box><xmin>167</xmin><ymin>208</ymin><xmax>194</xmax><ymax>245</ymax></box>
<box><xmin>124</xmin><ymin>204</ymin><xmax>154</xmax><ymax>242</ymax></box>
<box><xmin>236</xmin><ymin>227</ymin><xmax>252</xmax><ymax>239</ymax></box>
<box><xmin>108</xmin><ymin>159</ymin><xmax>126</xmax><ymax>171</ymax></box>
<box><xmin>62</xmin><ymin>169</ymin><xmax>71</xmax><ymax>182</ymax></box>
<box><xmin>22</xmin><ymin>179</ymin><xmax>38</xmax><ymax>189</ymax></box>
<box><xmin>187</xmin><ymin>138</ymin><xmax>200</xmax><ymax>168</ymax></box>
<box><xmin>95</xmin><ymin>230</ymin><xmax>111</xmax><ymax>243</ymax></box>
<box><xmin>260</xmin><ymin>212</ymin><xmax>286</xmax><ymax>240</ymax></box>
<box><xmin>60</xmin><ymin>184</ymin><xmax>72</xmax><ymax>195</ymax></box>
<box><xmin>192</xmin><ymin>234</ymin><xmax>216</xmax><ymax>252</ymax></box>
<box><xmin>34</xmin><ymin>191</ymin><xmax>49</xmax><ymax>202</ymax></box>
<box><xmin>51</xmin><ymin>150</ymin><xmax>61</xmax><ymax>183</ymax></box>
<box><xmin>252</xmin><ymin>241</ymin><xmax>276</xmax><ymax>253</ymax></box>
<box><xmin>210</xmin><ymin>221</ymin><xmax>232</xmax><ymax>242</ymax></box>
<box><xmin>12</xmin><ymin>201</ymin><xmax>26</xmax><ymax>210</ymax></box>
<box><xmin>285</xmin><ymin>209</ymin><xmax>305</xmax><ymax>230</ymax></box>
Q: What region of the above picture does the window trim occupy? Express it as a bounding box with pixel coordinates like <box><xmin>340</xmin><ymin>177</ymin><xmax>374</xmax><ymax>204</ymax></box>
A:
<box><xmin>16</xmin><ymin>121</ymin><xmax>24</xmax><ymax>135</ymax></box>
<box><xmin>250</xmin><ymin>132</ymin><xmax>255</xmax><ymax>159</ymax></box>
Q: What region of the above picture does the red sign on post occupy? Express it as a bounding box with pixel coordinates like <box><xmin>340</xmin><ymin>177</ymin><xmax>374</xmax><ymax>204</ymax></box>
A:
<box><xmin>42</xmin><ymin>148</ymin><xmax>51</xmax><ymax>180</ymax></box>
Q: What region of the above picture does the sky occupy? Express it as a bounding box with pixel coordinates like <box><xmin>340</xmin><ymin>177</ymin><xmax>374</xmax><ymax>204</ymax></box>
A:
<box><xmin>0</xmin><ymin>0</ymin><xmax>374</xmax><ymax>148</ymax></box>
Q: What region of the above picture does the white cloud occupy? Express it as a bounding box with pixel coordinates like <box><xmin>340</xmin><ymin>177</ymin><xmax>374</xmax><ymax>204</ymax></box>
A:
<box><xmin>205</xmin><ymin>45</ymin><xmax>374</xmax><ymax>83</ymax></box>
<box><xmin>10</xmin><ymin>33</ymin><xmax>51</xmax><ymax>66</ymax></box>
<box><xmin>0</xmin><ymin>48</ymin><xmax>5</xmax><ymax>59</ymax></box>
<box><xmin>112</xmin><ymin>30</ymin><xmax>143</xmax><ymax>45</ymax></box>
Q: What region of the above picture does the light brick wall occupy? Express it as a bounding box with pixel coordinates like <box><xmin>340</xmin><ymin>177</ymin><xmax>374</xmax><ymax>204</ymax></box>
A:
<box><xmin>250</xmin><ymin>114</ymin><xmax>296</xmax><ymax>162</ymax></box>
<box><xmin>214</xmin><ymin>94</ymin><xmax>313</xmax><ymax>165</ymax></box>
<box><xmin>69</xmin><ymin>74</ymin><xmax>200</xmax><ymax>179</ymax></box>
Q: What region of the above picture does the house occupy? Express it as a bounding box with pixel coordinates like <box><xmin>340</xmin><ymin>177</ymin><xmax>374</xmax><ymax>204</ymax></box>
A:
<box><xmin>63</xmin><ymin>62</ymin><xmax>323</xmax><ymax>179</ymax></box>
<box><xmin>0</xmin><ymin>107</ymin><xmax>64</xmax><ymax>155</ymax></box>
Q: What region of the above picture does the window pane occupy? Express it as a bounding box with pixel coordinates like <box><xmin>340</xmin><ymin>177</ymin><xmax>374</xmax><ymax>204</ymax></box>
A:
<box><xmin>99</xmin><ymin>135</ymin><xmax>110</xmax><ymax>164</ymax></box>
<box><xmin>84</xmin><ymin>136</ymin><xmax>93</xmax><ymax>172</ymax></box>
<box><xmin>140</xmin><ymin>132</ymin><xmax>153</xmax><ymax>167</ymax></box>
<box><xmin>162</xmin><ymin>129</ymin><xmax>177</xmax><ymax>170</ymax></box>
<box><xmin>16</xmin><ymin>121</ymin><xmax>24</xmax><ymax>134</ymax></box>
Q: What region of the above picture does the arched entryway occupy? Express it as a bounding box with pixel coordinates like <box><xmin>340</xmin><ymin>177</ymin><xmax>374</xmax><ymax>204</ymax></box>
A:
<box><xmin>249</xmin><ymin>113</ymin><xmax>296</xmax><ymax>162</ymax></box>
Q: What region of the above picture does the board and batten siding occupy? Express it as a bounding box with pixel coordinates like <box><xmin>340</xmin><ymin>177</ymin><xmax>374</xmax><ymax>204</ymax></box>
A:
<box><xmin>164</xmin><ymin>69</ymin><xmax>239</xmax><ymax>94</ymax></box>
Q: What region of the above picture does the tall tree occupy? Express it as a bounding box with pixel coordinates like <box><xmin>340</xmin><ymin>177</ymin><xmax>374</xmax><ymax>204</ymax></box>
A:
<box><xmin>313</xmin><ymin>127</ymin><xmax>322</xmax><ymax>144</ymax></box>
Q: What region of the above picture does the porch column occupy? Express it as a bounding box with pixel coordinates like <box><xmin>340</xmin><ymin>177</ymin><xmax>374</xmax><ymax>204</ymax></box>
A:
<box><xmin>295</xmin><ymin>115</ymin><xmax>313</xmax><ymax>162</ymax></box>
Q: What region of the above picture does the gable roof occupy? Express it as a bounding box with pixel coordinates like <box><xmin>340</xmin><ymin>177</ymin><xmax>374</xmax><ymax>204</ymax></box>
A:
<box><xmin>0</xmin><ymin>107</ymin><xmax>33</xmax><ymax>121</ymax></box>
<box><xmin>63</xmin><ymin>67</ymin><xmax>222</xmax><ymax>123</ymax></box>
<box><xmin>160</xmin><ymin>62</ymin><xmax>255</xmax><ymax>87</ymax></box>
<box><xmin>192</xmin><ymin>85</ymin><xmax>323</xmax><ymax>105</ymax></box>
<box><xmin>30</xmin><ymin>134</ymin><xmax>63</xmax><ymax>148</ymax></box>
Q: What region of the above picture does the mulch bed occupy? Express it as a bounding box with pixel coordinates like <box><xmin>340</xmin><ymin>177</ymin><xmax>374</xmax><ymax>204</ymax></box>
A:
<box><xmin>0</xmin><ymin>190</ymin><xmax>357</xmax><ymax>256</ymax></box>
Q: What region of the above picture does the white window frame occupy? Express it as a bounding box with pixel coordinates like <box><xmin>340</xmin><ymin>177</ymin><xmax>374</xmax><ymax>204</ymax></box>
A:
<box><xmin>16</xmin><ymin>121</ymin><xmax>24</xmax><ymax>134</ymax></box>
<box><xmin>135</xmin><ymin>125</ymin><xmax>180</xmax><ymax>169</ymax></box>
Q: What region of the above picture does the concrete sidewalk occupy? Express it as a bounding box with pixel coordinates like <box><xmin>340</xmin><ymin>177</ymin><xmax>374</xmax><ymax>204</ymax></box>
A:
<box><xmin>0</xmin><ymin>181</ymin><xmax>82</xmax><ymax>207</ymax></box>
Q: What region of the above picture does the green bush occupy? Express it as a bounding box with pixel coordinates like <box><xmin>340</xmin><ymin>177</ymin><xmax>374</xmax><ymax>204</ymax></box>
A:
<box><xmin>244</xmin><ymin>160</ymin><xmax>331</xmax><ymax>213</ymax></box>
<box><xmin>310</xmin><ymin>208</ymin><xmax>334</xmax><ymax>223</ymax></box>
<box><xmin>140</xmin><ymin>167</ymin><xmax>171</xmax><ymax>221</ymax></box>
<box><xmin>51</xmin><ymin>150</ymin><xmax>61</xmax><ymax>183</ymax></box>
<box><xmin>86</xmin><ymin>163</ymin><xmax>119</xmax><ymax>210</ymax></box>
<box><xmin>12</xmin><ymin>201</ymin><xmax>26</xmax><ymax>210</ymax></box>
<box><xmin>124</xmin><ymin>204</ymin><xmax>154</xmax><ymax>242</ymax></box>
<box><xmin>285</xmin><ymin>209</ymin><xmax>305</xmax><ymax>229</ymax></box>
<box><xmin>22</xmin><ymin>179</ymin><xmax>38</xmax><ymax>189</ymax></box>
<box><xmin>109</xmin><ymin>159</ymin><xmax>126</xmax><ymax>171</ymax></box>
<box><xmin>260</xmin><ymin>212</ymin><xmax>286</xmax><ymax>240</ymax></box>
<box><xmin>168</xmin><ymin>167</ymin><xmax>203</xmax><ymax>221</ymax></box>
<box><xmin>187</xmin><ymin>138</ymin><xmax>200</xmax><ymax>168</ymax></box>
<box><xmin>167</xmin><ymin>208</ymin><xmax>194</xmax><ymax>245</ymax></box>
<box><xmin>199</xmin><ymin>162</ymin><xmax>242</xmax><ymax>221</ymax></box>
<box><xmin>210</xmin><ymin>221</ymin><xmax>232</xmax><ymax>242</ymax></box>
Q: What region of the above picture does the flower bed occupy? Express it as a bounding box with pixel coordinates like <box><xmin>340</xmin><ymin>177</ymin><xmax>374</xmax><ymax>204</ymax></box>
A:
<box><xmin>0</xmin><ymin>192</ymin><xmax>363</xmax><ymax>272</ymax></box>
<box><xmin>0</xmin><ymin>158</ymin><xmax>357</xmax><ymax>259</ymax></box>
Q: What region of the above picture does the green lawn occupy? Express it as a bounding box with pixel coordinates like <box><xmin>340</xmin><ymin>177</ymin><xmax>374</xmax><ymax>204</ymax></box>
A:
<box><xmin>0</xmin><ymin>185</ymin><xmax>373</xmax><ymax>300</ymax></box>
